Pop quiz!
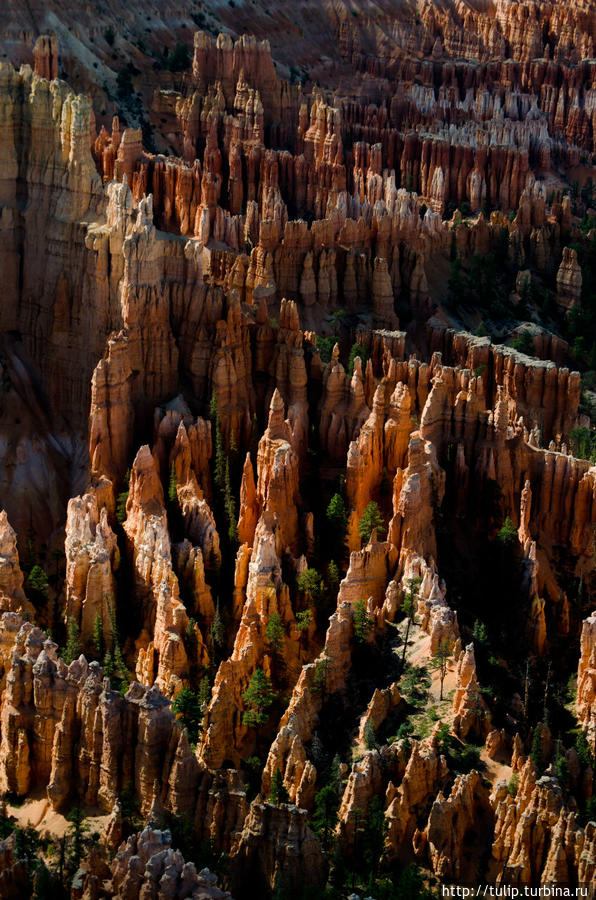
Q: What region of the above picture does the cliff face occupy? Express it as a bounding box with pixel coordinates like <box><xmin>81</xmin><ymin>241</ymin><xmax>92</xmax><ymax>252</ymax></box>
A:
<box><xmin>0</xmin><ymin>3</ymin><xmax>596</xmax><ymax>897</ymax></box>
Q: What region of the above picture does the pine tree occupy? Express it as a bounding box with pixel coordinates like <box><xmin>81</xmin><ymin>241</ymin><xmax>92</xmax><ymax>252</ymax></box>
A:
<box><xmin>354</xmin><ymin>600</ymin><xmax>373</xmax><ymax>643</ymax></box>
<box><xmin>171</xmin><ymin>685</ymin><xmax>203</xmax><ymax>744</ymax></box>
<box><xmin>116</xmin><ymin>469</ymin><xmax>130</xmax><ymax>525</ymax></box>
<box><xmin>295</xmin><ymin>609</ymin><xmax>313</xmax><ymax>632</ymax></box>
<box><xmin>210</xmin><ymin>392</ymin><xmax>225</xmax><ymax>490</ymax></box>
<box><xmin>364</xmin><ymin>720</ymin><xmax>377</xmax><ymax>750</ymax></box>
<box><xmin>266</xmin><ymin>612</ymin><xmax>285</xmax><ymax>655</ymax></box>
<box><xmin>210</xmin><ymin>601</ymin><xmax>224</xmax><ymax>650</ymax></box>
<box><xmin>64</xmin><ymin>617</ymin><xmax>82</xmax><ymax>664</ymax></box>
<box><xmin>92</xmin><ymin>613</ymin><xmax>104</xmax><ymax>660</ymax></box>
<box><xmin>269</xmin><ymin>768</ymin><xmax>290</xmax><ymax>805</ymax></box>
<box><xmin>531</xmin><ymin>724</ymin><xmax>545</xmax><ymax>775</ymax></box>
<box><xmin>297</xmin><ymin>568</ymin><xmax>323</xmax><ymax>607</ymax></box>
<box><xmin>327</xmin><ymin>560</ymin><xmax>340</xmax><ymax>594</ymax></box>
<box><xmin>198</xmin><ymin>675</ymin><xmax>211</xmax><ymax>711</ymax></box>
<box><xmin>168</xmin><ymin>462</ymin><xmax>177</xmax><ymax>504</ymax></box>
<box><xmin>326</xmin><ymin>493</ymin><xmax>348</xmax><ymax>553</ymax></box>
<box><xmin>497</xmin><ymin>516</ymin><xmax>517</xmax><ymax>548</ymax></box>
<box><xmin>65</xmin><ymin>806</ymin><xmax>90</xmax><ymax>877</ymax></box>
<box><xmin>103</xmin><ymin>649</ymin><xmax>114</xmax><ymax>682</ymax></box>
<box><xmin>429</xmin><ymin>638</ymin><xmax>452</xmax><ymax>701</ymax></box>
<box><xmin>27</xmin><ymin>565</ymin><xmax>49</xmax><ymax>596</ymax></box>
<box><xmin>358</xmin><ymin>501</ymin><xmax>384</xmax><ymax>544</ymax></box>
<box><xmin>242</xmin><ymin>668</ymin><xmax>277</xmax><ymax>727</ymax></box>
<box><xmin>401</xmin><ymin>577</ymin><xmax>421</xmax><ymax>669</ymax></box>
<box><xmin>311</xmin><ymin>783</ymin><xmax>339</xmax><ymax>849</ymax></box>
<box><xmin>224</xmin><ymin>457</ymin><xmax>238</xmax><ymax>543</ymax></box>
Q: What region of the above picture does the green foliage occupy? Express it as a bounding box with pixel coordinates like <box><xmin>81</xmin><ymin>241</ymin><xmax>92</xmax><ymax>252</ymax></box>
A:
<box><xmin>311</xmin><ymin>782</ymin><xmax>339</xmax><ymax>850</ymax></box>
<box><xmin>168</xmin><ymin>462</ymin><xmax>177</xmax><ymax>504</ymax></box>
<box><xmin>266</xmin><ymin>612</ymin><xmax>285</xmax><ymax>655</ymax></box>
<box><xmin>92</xmin><ymin>613</ymin><xmax>104</xmax><ymax>660</ymax></box>
<box><xmin>472</xmin><ymin>619</ymin><xmax>489</xmax><ymax>647</ymax></box>
<box><xmin>210</xmin><ymin>601</ymin><xmax>224</xmax><ymax>650</ymax></box>
<box><xmin>363</xmin><ymin>796</ymin><xmax>388</xmax><ymax>878</ymax></box>
<box><xmin>569</xmin><ymin>426</ymin><xmax>596</xmax><ymax>461</ymax></box>
<box><xmin>295</xmin><ymin>608</ymin><xmax>313</xmax><ymax>632</ymax></box>
<box><xmin>210</xmin><ymin>393</ymin><xmax>225</xmax><ymax>491</ymax></box>
<box><xmin>311</xmin><ymin>655</ymin><xmax>330</xmax><ymax>697</ymax></box>
<box><xmin>437</xmin><ymin>725</ymin><xmax>482</xmax><ymax>774</ymax></box>
<box><xmin>348</xmin><ymin>342</ymin><xmax>370</xmax><ymax>375</ymax></box>
<box><xmin>102</xmin><ymin>649</ymin><xmax>114</xmax><ymax>681</ymax></box>
<box><xmin>116</xmin><ymin>469</ymin><xmax>130</xmax><ymax>525</ymax></box>
<box><xmin>65</xmin><ymin>807</ymin><xmax>90</xmax><ymax>877</ymax></box>
<box><xmin>120</xmin><ymin>782</ymin><xmax>142</xmax><ymax>835</ymax></box>
<box><xmin>364</xmin><ymin>720</ymin><xmax>377</xmax><ymax>750</ymax></box>
<box><xmin>326</xmin><ymin>560</ymin><xmax>340</xmax><ymax>595</ymax></box>
<box><xmin>507</xmin><ymin>772</ymin><xmax>519</xmax><ymax>797</ymax></box>
<box><xmin>27</xmin><ymin>565</ymin><xmax>49</xmax><ymax>596</ymax></box>
<box><xmin>401</xmin><ymin>577</ymin><xmax>421</xmax><ymax>668</ymax></box>
<box><xmin>164</xmin><ymin>41</ymin><xmax>190</xmax><ymax>72</ymax></box>
<box><xmin>242</xmin><ymin>668</ymin><xmax>277</xmax><ymax>728</ymax></box>
<box><xmin>531</xmin><ymin>724</ymin><xmax>545</xmax><ymax>776</ymax></box>
<box><xmin>63</xmin><ymin>617</ymin><xmax>82</xmax><ymax>665</ymax></box>
<box><xmin>354</xmin><ymin>600</ymin><xmax>373</xmax><ymax>643</ymax></box>
<box><xmin>269</xmin><ymin>769</ymin><xmax>290</xmax><ymax>805</ymax></box>
<box><xmin>172</xmin><ymin>685</ymin><xmax>204</xmax><ymax>745</ymax></box>
<box><xmin>497</xmin><ymin>516</ymin><xmax>518</xmax><ymax>548</ymax></box>
<box><xmin>224</xmin><ymin>457</ymin><xmax>238</xmax><ymax>544</ymax></box>
<box><xmin>553</xmin><ymin>748</ymin><xmax>570</xmax><ymax>789</ymax></box>
<box><xmin>575</xmin><ymin>731</ymin><xmax>595</xmax><ymax>769</ymax></box>
<box><xmin>400</xmin><ymin>665</ymin><xmax>430</xmax><ymax>703</ymax></box>
<box><xmin>511</xmin><ymin>330</ymin><xmax>535</xmax><ymax>356</ymax></box>
<box><xmin>326</xmin><ymin>493</ymin><xmax>348</xmax><ymax>552</ymax></box>
<box><xmin>579</xmin><ymin>796</ymin><xmax>596</xmax><ymax>827</ymax></box>
<box><xmin>429</xmin><ymin>638</ymin><xmax>452</xmax><ymax>701</ymax></box>
<box><xmin>297</xmin><ymin>568</ymin><xmax>324</xmax><ymax>607</ymax></box>
<box><xmin>198</xmin><ymin>675</ymin><xmax>211</xmax><ymax>711</ymax></box>
<box><xmin>358</xmin><ymin>501</ymin><xmax>384</xmax><ymax>544</ymax></box>
<box><xmin>317</xmin><ymin>336</ymin><xmax>336</xmax><ymax>363</ymax></box>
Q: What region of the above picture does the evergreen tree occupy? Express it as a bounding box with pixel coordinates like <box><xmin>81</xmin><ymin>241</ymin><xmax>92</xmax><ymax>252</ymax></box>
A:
<box><xmin>297</xmin><ymin>568</ymin><xmax>323</xmax><ymax>608</ymax></box>
<box><xmin>358</xmin><ymin>501</ymin><xmax>384</xmax><ymax>544</ymax></box>
<box><xmin>364</xmin><ymin>720</ymin><xmax>377</xmax><ymax>750</ymax></box>
<box><xmin>198</xmin><ymin>675</ymin><xmax>211</xmax><ymax>712</ymax></box>
<box><xmin>116</xmin><ymin>469</ymin><xmax>130</xmax><ymax>525</ymax></box>
<box><xmin>171</xmin><ymin>686</ymin><xmax>203</xmax><ymax>744</ymax></box>
<box><xmin>497</xmin><ymin>516</ymin><xmax>518</xmax><ymax>548</ymax></box>
<box><xmin>242</xmin><ymin>668</ymin><xmax>277</xmax><ymax>728</ymax></box>
<box><xmin>224</xmin><ymin>457</ymin><xmax>238</xmax><ymax>543</ymax></box>
<box><xmin>168</xmin><ymin>462</ymin><xmax>177</xmax><ymax>504</ymax></box>
<box><xmin>401</xmin><ymin>577</ymin><xmax>421</xmax><ymax>669</ymax></box>
<box><xmin>65</xmin><ymin>806</ymin><xmax>90</xmax><ymax>877</ymax></box>
<box><xmin>311</xmin><ymin>783</ymin><xmax>339</xmax><ymax>850</ymax></box>
<box><xmin>92</xmin><ymin>613</ymin><xmax>104</xmax><ymax>660</ymax></box>
<box><xmin>295</xmin><ymin>609</ymin><xmax>313</xmax><ymax>632</ymax></box>
<box><xmin>269</xmin><ymin>768</ymin><xmax>290</xmax><ymax>805</ymax></box>
<box><xmin>210</xmin><ymin>601</ymin><xmax>224</xmax><ymax>650</ymax></box>
<box><xmin>210</xmin><ymin>392</ymin><xmax>225</xmax><ymax>490</ymax></box>
<box><xmin>312</xmin><ymin>654</ymin><xmax>331</xmax><ymax>699</ymax></box>
<box><xmin>531</xmin><ymin>723</ymin><xmax>545</xmax><ymax>775</ymax></box>
<box><xmin>326</xmin><ymin>493</ymin><xmax>348</xmax><ymax>552</ymax></box>
<box><xmin>354</xmin><ymin>600</ymin><xmax>373</xmax><ymax>643</ymax></box>
<box><xmin>27</xmin><ymin>565</ymin><xmax>49</xmax><ymax>596</ymax></box>
<box><xmin>265</xmin><ymin>612</ymin><xmax>285</xmax><ymax>655</ymax></box>
<box><xmin>103</xmin><ymin>649</ymin><xmax>114</xmax><ymax>682</ymax></box>
<box><xmin>64</xmin><ymin>617</ymin><xmax>82</xmax><ymax>664</ymax></box>
<box><xmin>429</xmin><ymin>638</ymin><xmax>452</xmax><ymax>701</ymax></box>
<box><xmin>363</xmin><ymin>796</ymin><xmax>388</xmax><ymax>881</ymax></box>
<box><xmin>326</xmin><ymin>560</ymin><xmax>340</xmax><ymax>596</ymax></box>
